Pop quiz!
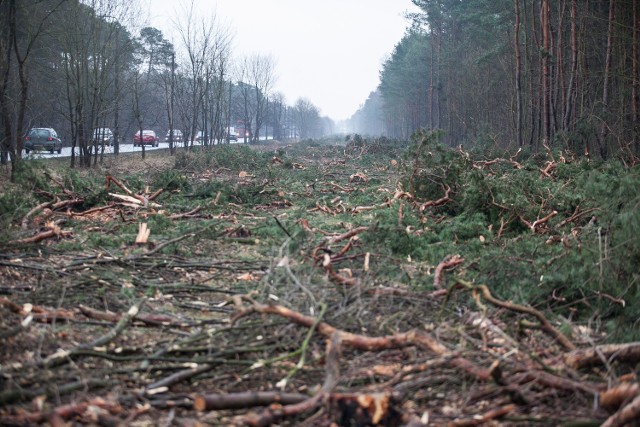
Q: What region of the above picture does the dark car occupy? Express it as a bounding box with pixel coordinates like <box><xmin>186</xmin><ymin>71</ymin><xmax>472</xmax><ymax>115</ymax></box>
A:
<box><xmin>24</xmin><ymin>128</ymin><xmax>62</xmax><ymax>154</ymax></box>
<box><xmin>133</xmin><ymin>130</ymin><xmax>158</xmax><ymax>147</ymax></box>
<box><xmin>164</xmin><ymin>129</ymin><xmax>183</xmax><ymax>143</ymax></box>
<box><xmin>91</xmin><ymin>128</ymin><xmax>114</xmax><ymax>146</ymax></box>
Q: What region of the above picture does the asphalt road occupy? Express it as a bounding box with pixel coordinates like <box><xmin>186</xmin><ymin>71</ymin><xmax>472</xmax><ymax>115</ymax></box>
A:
<box><xmin>22</xmin><ymin>140</ymin><xmax>244</xmax><ymax>159</ymax></box>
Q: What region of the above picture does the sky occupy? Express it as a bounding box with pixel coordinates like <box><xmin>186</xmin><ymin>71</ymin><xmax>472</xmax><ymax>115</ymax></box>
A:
<box><xmin>147</xmin><ymin>0</ymin><xmax>419</xmax><ymax>121</ymax></box>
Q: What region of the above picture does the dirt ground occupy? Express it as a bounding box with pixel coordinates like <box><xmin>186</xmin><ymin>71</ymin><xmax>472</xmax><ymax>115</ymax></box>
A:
<box><xmin>0</xmin><ymin>142</ymin><xmax>638</xmax><ymax>426</ymax></box>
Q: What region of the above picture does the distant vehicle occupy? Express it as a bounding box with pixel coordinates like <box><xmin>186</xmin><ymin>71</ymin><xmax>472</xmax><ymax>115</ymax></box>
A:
<box><xmin>195</xmin><ymin>131</ymin><xmax>207</xmax><ymax>144</ymax></box>
<box><xmin>227</xmin><ymin>127</ymin><xmax>238</xmax><ymax>142</ymax></box>
<box><xmin>133</xmin><ymin>130</ymin><xmax>158</xmax><ymax>147</ymax></box>
<box><xmin>91</xmin><ymin>128</ymin><xmax>113</xmax><ymax>146</ymax></box>
<box><xmin>237</xmin><ymin>127</ymin><xmax>251</xmax><ymax>140</ymax></box>
<box><xmin>24</xmin><ymin>128</ymin><xmax>62</xmax><ymax>154</ymax></box>
<box><xmin>165</xmin><ymin>129</ymin><xmax>183</xmax><ymax>143</ymax></box>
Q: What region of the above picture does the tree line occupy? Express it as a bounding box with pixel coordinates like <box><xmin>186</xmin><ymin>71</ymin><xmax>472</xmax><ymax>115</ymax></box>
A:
<box><xmin>349</xmin><ymin>0</ymin><xmax>639</xmax><ymax>160</ymax></box>
<box><xmin>0</xmin><ymin>0</ymin><xmax>333</xmax><ymax>178</ymax></box>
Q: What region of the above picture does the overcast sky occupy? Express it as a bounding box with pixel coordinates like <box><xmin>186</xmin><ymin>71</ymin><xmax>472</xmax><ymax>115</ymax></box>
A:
<box><xmin>147</xmin><ymin>0</ymin><xmax>419</xmax><ymax>121</ymax></box>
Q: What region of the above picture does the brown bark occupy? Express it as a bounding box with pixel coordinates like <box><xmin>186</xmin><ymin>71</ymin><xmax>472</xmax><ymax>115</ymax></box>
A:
<box><xmin>634</xmin><ymin>0</ymin><xmax>640</xmax><ymax>152</ymax></box>
<box><xmin>79</xmin><ymin>305</ymin><xmax>187</xmax><ymax>327</ymax></box>
<box><xmin>601</xmin><ymin>392</ymin><xmax>640</xmax><ymax>427</ymax></box>
<box><xmin>600</xmin><ymin>382</ymin><xmax>640</xmax><ymax>412</ymax></box>
<box><xmin>433</xmin><ymin>254</ymin><xmax>464</xmax><ymax>289</ymax></box>
<box><xmin>449</xmin><ymin>404</ymin><xmax>517</xmax><ymax>426</ymax></box>
<box><xmin>455</xmin><ymin>279</ymin><xmax>575</xmax><ymax>351</ymax></box>
<box><xmin>418</xmin><ymin>185</ymin><xmax>452</xmax><ymax>212</ymax></box>
<box><xmin>563</xmin><ymin>0</ymin><xmax>578</xmax><ymax>132</ymax></box>
<box><xmin>515</xmin><ymin>0</ymin><xmax>523</xmax><ymax>146</ymax></box>
<box><xmin>599</xmin><ymin>0</ymin><xmax>616</xmax><ymax>158</ymax></box>
<box><xmin>231</xmin><ymin>296</ymin><xmax>491</xmax><ymax>381</ymax></box>
<box><xmin>541</xmin><ymin>0</ymin><xmax>552</xmax><ymax>146</ymax></box>
<box><xmin>564</xmin><ymin>342</ymin><xmax>640</xmax><ymax>369</ymax></box>
<box><xmin>194</xmin><ymin>391</ymin><xmax>308</xmax><ymax>411</ymax></box>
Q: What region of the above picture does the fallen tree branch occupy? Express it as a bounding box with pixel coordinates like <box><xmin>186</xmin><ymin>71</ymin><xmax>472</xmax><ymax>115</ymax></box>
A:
<box><xmin>0</xmin><ymin>397</ymin><xmax>123</xmax><ymax>425</ymax></box>
<box><xmin>600</xmin><ymin>382</ymin><xmax>640</xmax><ymax>412</ymax></box>
<box><xmin>79</xmin><ymin>305</ymin><xmax>187</xmax><ymax>328</ymax></box>
<box><xmin>564</xmin><ymin>342</ymin><xmax>640</xmax><ymax>369</ymax></box>
<box><xmin>455</xmin><ymin>278</ymin><xmax>576</xmax><ymax>351</ymax></box>
<box><xmin>418</xmin><ymin>185</ymin><xmax>452</xmax><ymax>212</ymax></box>
<box><xmin>42</xmin><ymin>299</ymin><xmax>145</xmax><ymax>368</ymax></box>
<box><xmin>241</xmin><ymin>332</ymin><xmax>343</xmax><ymax>426</ymax></box>
<box><xmin>21</xmin><ymin>201</ymin><xmax>53</xmax><ymax>229</ymax></box>
<box><xmin>194</xmin><ymin>391</ymin><xmax>308</xmax><ymax>411</ymax></box>
<box><xmin>0</xmin><ymin>297</ymin><xmax>75</xmax><ymax>322</ymax></box>
<box><xmin>434</xmin><ymin>254</ymin><xmax>464</xmax><ymax>289</ymax></box>
<box><xmin>449</xmin><ymin>404</ymin><xmax>517</xmax><ymax>426</ymax></box>
<box><xmin>9</xmin><ymin>222</ymin><xmax>73</xmax><ymax>245</ymax></box>
<box><xmin>601</xmin><ymin>392</ymin><xmax>640</xmax><ymax>427</ymax></box>
<box><xmin>231</xmin><ymin>296</ymin><xmax>490</xmax><ymax>380</ymax></box>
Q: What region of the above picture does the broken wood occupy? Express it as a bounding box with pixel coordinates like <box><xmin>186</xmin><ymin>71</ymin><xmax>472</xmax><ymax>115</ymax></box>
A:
<box><xmin>433</xmin><ymin>254</ymin><xmax>464</xmax><ymax>289</ymax></box>
<box><xmin>418</xmin><ymin>185</ymin><xmax>452</xmax><ymax>212</ymax></box>
<box><xmin>600</xmin><ymin>382</ymin><xmax>640</xmax><ymax>412</ymax></box>
<box><xmin>455</xmin><ymin>278</ymin><xmax>576</xmax><ymax>351</ymax></box>
<box><xmin>601</xmin><ymin>392</ymin><xmax>640</xmax><ymax>427</ymax></box>
<box><xmin>564</xmin><ymin>342</ymin><xmax>640</xmax><ymax>369</ymax></box>
<box><xmin>193</xmin><ymin>391</ymin><xmax>308</xmax><ymax>411</ymax></box>
<box><xmin>9</xmin><ymin>222</ymin><xmax>72</xmax><ymax>245</ymax></box>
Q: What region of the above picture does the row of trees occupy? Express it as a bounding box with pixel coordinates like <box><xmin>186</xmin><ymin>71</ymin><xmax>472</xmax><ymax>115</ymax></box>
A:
<box><xmin>349</xmin><ymin>0</ymin><xmax>639</xmax><ymax>159</ymax></box>
<box><xmin>0</xmin><ymin>0</ymin><xmax>332</xmax><ymax>178</ymax></box>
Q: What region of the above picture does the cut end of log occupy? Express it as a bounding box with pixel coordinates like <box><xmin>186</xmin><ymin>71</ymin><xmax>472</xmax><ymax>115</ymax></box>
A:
<box><xmin>193</xmin><ymin>395</ymin><xmax>207</xmax><ymax>412</ymax></box>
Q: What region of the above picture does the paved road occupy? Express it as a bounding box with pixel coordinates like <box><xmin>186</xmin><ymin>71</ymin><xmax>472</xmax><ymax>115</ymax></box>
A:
<box><xmin>22</xmin><ymin>140</ymin><xmax>244</xmax><ymax>159</ymax></box>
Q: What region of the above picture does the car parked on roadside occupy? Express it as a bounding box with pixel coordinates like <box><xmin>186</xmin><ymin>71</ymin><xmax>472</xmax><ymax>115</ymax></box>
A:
<box><xmin>164</xmin><ymin>129</ymin><xmax>183</xmax><ymax>143</ymax></box>
<box><xmin>133</xmin><ymin>130</ymin><xmax>158</xmax><ymax>147</ymax></box>
<box><xmin>91</xmin><ymin>128</ymin><xmax>114</xmax><ymax>146</ymax></box>
<box><xmin>24</xmin><ymin>128</ymin><xmax>62</xmax><ymax>154</ymax></box>
<box><xmin>195</xmin><ymin>131</ymin><xmax>206</xmax><ymax>144</ymax></box>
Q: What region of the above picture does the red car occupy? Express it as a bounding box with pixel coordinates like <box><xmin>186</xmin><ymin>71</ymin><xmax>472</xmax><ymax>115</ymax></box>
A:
<box><xmin>133</xmin><ymin>130</ymin><xmax>158</xmax><ymax>147</ymax></box>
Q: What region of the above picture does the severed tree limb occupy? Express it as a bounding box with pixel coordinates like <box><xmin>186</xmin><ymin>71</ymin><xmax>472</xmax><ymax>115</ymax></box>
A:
<box><xmin>21</xmin><ymin>201</ymin><xmax>53</xmax><ymax>229</ymax></box>
<box><xmin>418</xmin><ymin>185</ymin><xmax>452</xmax><ymax>212</ymax></box>
<box><xmin>144</xmin><ymin>233</ymin><xmax>196</xmax><ymax>256</ymax></box>
<box><xmin>70</xmin><ymin>204</ymin><xmax>114</xmax><ymax>217</ymax></box>
<box><xmin>449</xmin><ymin>404</ymin><xmax>517</xmax><ymax>426</ymax></box>
<box><xmin>326</xmin><ymin>226</ymin><xmax>369</xmax><ymax>245</ymax></box>
<box><xmin>0</xmin><ymin>397</ymin><xmax>123</xmax><ymax>425</ymax></box>
<box><xmin>600</xmin><ymin>382</ymin><xmax>640</xmax><ymax>412</ymax></box>
<box><xmin>9</xmin><ymin>222</ymin><xmax>73</xmax><ymax>245</ymax></box>
<box><xmin>511</xmin><ymin>369</ymin><xmax>601</xmax><ymax>395</ymax></box>
<box><xmin>0</xmin><ymin>378</ymin><xmax>115</xmax><ymax>406</ymax></box>
<box><xmin>433</xmin><ymin>254</ymin><xmax>464</xmax><ymax>289</ymax></box>
<box><xmin>146</xmin><ymin>363</ymin><xmax>216</xmax><ymax>394</ymax></box>
<box><xmin>601</xmin><ymin>392</ymin><xmax>640</xmax><ymax>427</ymax></box>
<box><xmin>564</xmin><ymin>342</ymin><xmax>640</xmax><ymax>369</ymax></box>
<box><xmin>555</xmin><ymin>206</ymin><xmax>599</xmax><ymax>229</ymax></box>
<box><xmin>78</xmin><ymin>305</ymin><xmax>187</xmax><ymax>328</ymax></box>
<box><xmin>241</xmin><ymin>332</ymin><xmax>343</xmax><ymax>427</ymax></box>
<box><xmin>42</xmin><ymin>299</ymin><xmax>145</xmax><ymax>368</ymax></box>
<box><xmin>0</xmin><ymin>297</ymin><xmax>75</xmax><ymax>323</ymax></box>
<box><xmin>231</xmin><ymin>296</ymin><xmax>490</xmax><ymax>381</ymax></box>
<box><xmin>106</xmin><ymin>175</ymin><xmax>160</xmax><ymax>207</ymax></box>
<box><xmin>539</xmin><ymin>161</ymin><xmax>557</xmax><ymax>178</ymax></box>
<box><xmin>520</xmin><ymin>210</ymin><xmax>558</xmax><ymax>233</ymax></box>
<box><xmin>455</xmin><ymin>278</ymin><xmax>576</xmax><ymax>351</ymax></box>
<box><xmin>169</xmin><ymin>206</ymin><xmax>202</xmax><ymax>219</ymax></box>
<box><xmin>194</xmin><ymin>391</ymin><xmax>308</xmax><ymax>411</ymax></box>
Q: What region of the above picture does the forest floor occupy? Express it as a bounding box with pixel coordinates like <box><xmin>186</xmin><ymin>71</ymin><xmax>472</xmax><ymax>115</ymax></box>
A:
<box><xmin>0</xmin><ymin>137</ymin><xmax>639</xmax><ymax>426</ymax></box>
